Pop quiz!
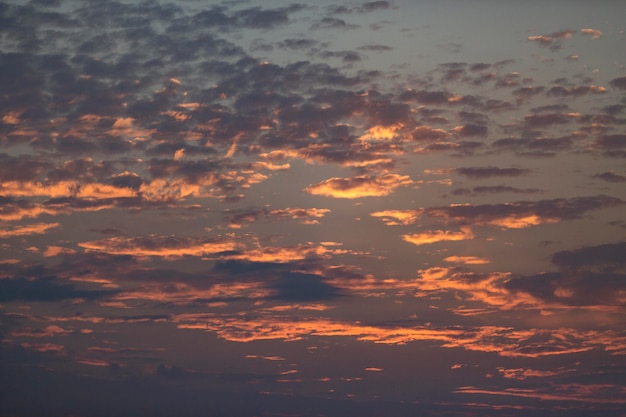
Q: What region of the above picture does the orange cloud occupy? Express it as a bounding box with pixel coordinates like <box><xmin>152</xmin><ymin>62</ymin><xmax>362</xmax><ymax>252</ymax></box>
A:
<box><xmin>172</xmin><ymin>311</ymin><xmax>626</xmax><ymax>358</ymax></box>
<box><xmin>223</xmin><ymin>243</ymin><xmax>331</xmax><ymax>263</ymax></box>
<box><xmin>454</xmin><ymin>384</ymin><xmax>626</xmax><ymax>404</ymax></box>
<box><xmin>402</xmin><ymin>228</ymin><xmax>473</xmax><ymax>246</ymax></box>
<box><xmin>581</xmin><ymin>28</ymin><xmax>602</xmax><ymax>39</ymax></box>
<box><xmin>0</xmin><ymin>222</ymin><xmax>60</xmax><ymax>238</ymax></box>
<box><xmin>79</xmin><ymin>235</ymin><xmax>241</xmax><ymax>258</ymax></box>
<box><xmin>370</xmin><ymin>209</ymin><xmax>421</xmax><ymax>225</ymax></box>
<box><xmin>44</xmin><ymin>246</ymin><xmax>77</xmax><ymax>257</ymax></box>
<box><xmin>444</xmin><ymin>256</ymin><xmax>490</xmax><ymax>265</ymax></box>
<box><xmin>359</xmin><ymin>124</ymin><xmax>403</xmax><ymax>141</ymax></box>
<box><xmin>497</xmin><ymin>367</ymin><xmax>574</xmax><ymax>380</ymax></box>
<box><xmin>267</xmin><ymin>207</ymin><xmax>331</xmax><ymax>224</ymax></box>
<box><xmin>305</xmin><ymin>174</ymin><xmax>413</xmax><ymax>198</ymax></box>
<box><xmin>113</xmin><ymin>281</ymin><xmax>272</xmax><ymax>305</ymax></box>
<box><xmin>11</xmin><ymin>325</ymin><xmax>72</xmax><ymax>338</ymax></box>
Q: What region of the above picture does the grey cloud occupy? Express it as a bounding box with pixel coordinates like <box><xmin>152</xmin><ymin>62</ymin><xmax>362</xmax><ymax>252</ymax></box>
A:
<box><xmin>524</xmin><ymin>113</ymin><xmax>573</xmax><ymax>127</ymax></box>
<box><xmin>318</xmin><ymin>50</ymin><xmax>362</xmax><ymax>63</ymax></box>
<box><xmin>552</xmin><ymin>241</ymin><xmax>626</xmax><ymax>273</ymax></box>
<box><xmin>609</xmin><ymin>76</ymin><xmax>626</xmax><ymax>90</ymax></box>
<box><xmin>454</xmin><ymin>123</ymin><xmax>488</xmax><ymax>137</ymax></box>
<box><xmin>596</xmin><ymin>134</ymin><xmax>626</xmax><ymax>149</ymax></box>
<box><xmin>0</xmin><ymin>276</ymin><xmax>117</xmax><ymax>302</ymax></box>
<box><xmin>357</xmin><ymin>44</ymin><xmax>393</xmax><ymax>52</ymax></box>
<box><xmin>506</xmin><ymin>271</ymin><xmax>626</xmax><ymax>307</ymax></box>
<box><xmin>311</xmin><ymin>17</ymin><xmax>360</xmax><ymax>31</ymax></box>
<box><xmin>400</xmin><ymin>90</ymin><xmax>451</xmax><ymax>105</ymax></box>
<box><xmin>270</xmin><ymin>272</ymin><xmax>342</xmax><ymax>301</ymax></box>
<box><xmin>279</xmin><ymin>38</ymin><xmax>318</xmax><ymax>50</ymax></box>
<box><xmin>455</xmin><ymin>167</ymin><xmax>530</xmax><ymax>179</ymax></box>
<box><xmin>356</xmin><ymin>1</ymin><xmax>392</xmax><ymax>13</ymax></box>
<box><xmin>328</xmin><ymin>1</ymin><xmax>391</xmax><ymax>14</ymax></box>
<box><xmin>451</xmin><ymin>185</ymin><xmax>541</xmax><ymax>196</ymax></box>
<box><xmin>420</xmin><ymin>195</ymin><xmax>623</xmax><ymax>226</ymax></box>
<box><xmin>0</xmin><ymin>154</ymin><xmax>50</xmax><ymax>182</ymax></box>
<box><xmin>592</xmin><ymin>172</ymin><xmax>626</xmax><ymax>183</ymax></box>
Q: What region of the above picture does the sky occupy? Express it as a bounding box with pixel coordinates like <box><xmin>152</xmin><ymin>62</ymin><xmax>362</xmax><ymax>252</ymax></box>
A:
<box><xmin>1</xmin><ymin>0</ymin><xmax>625</xmax><ymax>416</ymax></box>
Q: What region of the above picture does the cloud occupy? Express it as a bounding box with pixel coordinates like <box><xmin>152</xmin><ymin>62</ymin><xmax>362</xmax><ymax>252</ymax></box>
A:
<box><xmin>580</xmin><ymin>28</ymin><xmax>602</xmax><ymax>39</ymax></box>
<box><xmin>0</xmin><ymin>276</ymin><xmax>117</xmax><ymax>302</ymax></box>
<box><xmin>79</xmin><ymin>235</ymin><xmax>241</xmax><ymax>258</ymax></box>
<box><xmin>527</xmin><ymin>30</ymin><xmax>576</xmax><ymax>51</ymax></box>
<box><xmin>357</xmin><ymin>44</ymin><xmax>392</xmax><ymax>52</ymax></box>
<box><xmin>402</xmin><ymin>229</ymin><xmax>473</xmax><ymax>246</ymax></box>
<box><xmin>596</xmin><ymin>134</ymin><xmax>626</xmax><ymax>149</ymax></box>
<box><xmin>444</xmin><ymin>256</ymin><xmax>490</xmax><ymax>265</ymax></box>
<box><xmin>0</xmin><ymin>222</ymin><xmax>59</xmax><ymax>238</ymax></box>
<box><xmin>328</xmin><ymin>1</ymin><xmax>391</xmax><ymax>14</ymax></box>
<box><xmin>546</xmin><ymin>85</ymin><xmax>606</xmax><ymax>97</ymax></box>
<box><xmin>454</xmin><ymin>166</ymin><xmax>531</xmax><ymax>179</ymax></box>
<box><xmin>269</xmin><ymin>272</ymin><xmax>342</xmax><ymax>301</ymax></box>
<box><xmin>505</xmin><ymin>271</ymin><xmax>626</xmax><ymax>307</ymax></box>
<box><xmin>411</xmin><ymin>126</ymin><xmax>450</xmax><ymax>141</ymax></box>
<box><xmin>304</xmin><ymin>174</ymin><xmax>413</xmax><ymax>198</ymax></box>
<box><xmin>592</xmin><ymin>172</ymin><xmax>626</xmax><ymax>183</ymax></box>
<box><xmin>609</xmin><ymin>76</ymin><xmax>626</xmax><ymax>90</ymax></box>
<box><xmin>224</xmin><ymin>207</ymin><xmax>331</xmax><ymax>227</ymax></box>
<box><xmin>173</xmin><ymin>309</ymin><xmax>626</xmax><ymax>358</ymax></box>
<box><xmin>551</xmin><ymin>241</ymin><xmax>626</xmax><ymax>273</ymax></box>
<box><xmin>370</xmin><ymin>209</ymin><xmax>421</xmax><ymax>226</ymax></box>
<box><xmin>415</xmin><ymin>195</ymin><xmax>623</xmax><ymax>229</ymax></box>
<box><xmin>451</xmin><ymin>185</ymin><xmax>542</xmax><ymax>196</ymax></box>
<box><xmin>310</xmin><ymin>17</ymin><xmax>359</xmax><ymax>31</ymax></box>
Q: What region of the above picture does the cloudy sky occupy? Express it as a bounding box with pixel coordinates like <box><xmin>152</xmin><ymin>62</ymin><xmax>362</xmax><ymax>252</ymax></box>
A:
<box><xmin>1</xmin><ymin>0</ymin><xmax>626</xmax><ymax>416</ymax></box>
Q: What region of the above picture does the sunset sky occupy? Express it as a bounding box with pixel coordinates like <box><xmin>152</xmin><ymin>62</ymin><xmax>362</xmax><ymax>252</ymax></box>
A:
<box><xmin>1</xmin><ymin>0</ymin><xmax>626</xmax><ymax>416</ymax></box>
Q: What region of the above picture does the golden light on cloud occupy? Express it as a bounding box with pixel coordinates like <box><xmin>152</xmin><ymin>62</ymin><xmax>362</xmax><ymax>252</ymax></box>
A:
<box><xmin>359</xmin><ymin>124</ymin><xmax>403</xmax><ymax>141</ymax></box>
<box><xmin>370</xmin><ymin>209</ymin><xmax>421</xmax><ymax>225</ymax></box>
<box><xmin>487</xmin><ymin>214</ymin><xmax>558</xmax><ymax>229</ymax></box>
<box><xmin>43</xmin><ymin>246</ymin><xmax>77</xmax><ymax>257</ymax></box>
<box><xmin>444</xmin><ymin>256</ymin><xmax>490</xmax><ymax>265</ymax></box>
<box><xmin>581</xmin><ymin>28</ymin><xmax>602</xmax><ymax>39</ymax></box>
<box><xmin>3</xmin><ymin>1</ymin><xmax>626</xmax><ymax>413</ymax></box>
<box><xmin>0</xmin><ymin>222</ymin><xmax>60</xmax><ymax>238</ymax></box>
<box><xmin>402</xmin><ymin>228</ymin><xmax>473</xmax><ymax>246</ymax></box>
<box><xmin>305</xmin><ymin>174</ymin><xmax>413</xmax><ymax>199</ymax></box>
<box><xmin>78</xmin><ymin>235</ymin><xmax>240</xmax><ymax>257</ymax></box>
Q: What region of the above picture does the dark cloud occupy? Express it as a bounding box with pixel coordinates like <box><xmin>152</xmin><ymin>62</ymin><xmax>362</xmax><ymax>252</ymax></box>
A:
<box><xmin>400</xmin><ymin>89</ymin><xmax>452</xmax><ymax>105</ymax></box>
<box><xmin>451</xmin><ymin>185</ymin><xmax>541</xmax><ymax>196</ymax></box>
<box><xmin>0</xmin><ymin>276</ymin><xmax>117</xmax><ymax>302</ymax></box>
<box><xmin>551</xmin><ymin>241</ymin><xmax>626</xmax><ymax>273</ymax></box>
<box><xmin>310</xmin><ymin>17</ymin><xmax>359</xmax><ymax>30</ymax></box>
<box><xmin>506</xmin><ymin>271</ymin><xmax>626</xmax><ymax>307</ymax></box>
<box><xmin>270</xmin><ymin>272</ymin><xmax>342</xmax><ymax>301</ymax></box>
<box><xmin>278</xmin><ymin>38</ymin><xmax>318</xmax><ymax>50</ymax></box>
<box><xmin>513</xmin><ymin>86</ymin><xmax>546</xmax><ymax>103</ymax></box>
<box><xmin>592</xmin><ymin>172</ymin><xmax>626</xmax><ymax>183</ymax></box>
<box><xmin>0</xmin><ymin>153</ymin><xmax>50</xmax><ymax>181</ymax></box>
<box><xmin>420</xmin><ymin>195</ymin><xmax>623</xmax><ymax>227</ymax></box>
<box><xmin>455</xmin><ymin>166</ymin><xmax>530</xmax><ymax>179</ymax></box>
<box><xmin>328</xmin><ymin>1</ymin><xmax>391</xmax><ymax>14</ymax></box>
<box><xmin>415</xmin><ymin>141</ymin><xmax>483</xmax><ymax>156</ymax></box>
<box><xmin>527</xmin><ymin>29</ymin><xmax>576</xmax><ymax>51</ymax></box>
<box><xmin>596</xmin><ymin>134</ymin><xmax>626</xmax><ymax>149</ymax></box>
<box><xmin>454</xmin><ymin>124</ymin><xmax>487</xmax><ymax>137</ymax></box>
<box><xmin>356</xmin><ymin>1</ymin><xmax>392</xmax><ymax>13</ymax></box>
<box><xmin>491</xmin><ymin>136</ymin><xmax>573</xmax><ymax>155</ymax></box>
<box><xmin>609</xmin><ymin>76</ymin><xmax>626</xmax><ymax>90</ymax></box>
<box><xmin>318</xmin><ymin>50</ymin><xmax>362</xmax><ymax>63</ymax></box>
<box><xmin>546</xmin><ymin>85</ymin><xmax>607</xmax><ymax>97</ymax></box>
<box><xmin>524</xmin><ymin>113</ymin><xmax>574</xmax><ymax>128</ymax></box>
<box><xmin>357</xmin><ymin>44</ymin><xmax>393</xmax><ymax>52</ymax></box>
